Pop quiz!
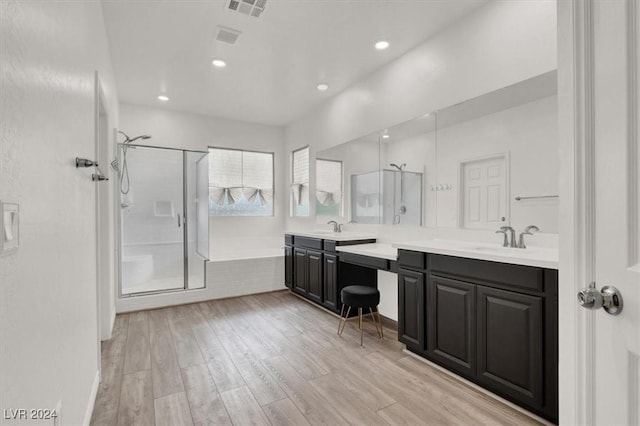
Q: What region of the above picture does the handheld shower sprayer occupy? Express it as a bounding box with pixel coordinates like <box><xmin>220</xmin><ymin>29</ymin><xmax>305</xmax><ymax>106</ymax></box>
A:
<box><xmin>118</xmin><ymin>130</ymin><xmax>151</xmax><ymax>144</ymax></box>
<box><xmin>114</xmin><ymin>130</ymin><xmax>152</xmax><ymax>195</ymax></box>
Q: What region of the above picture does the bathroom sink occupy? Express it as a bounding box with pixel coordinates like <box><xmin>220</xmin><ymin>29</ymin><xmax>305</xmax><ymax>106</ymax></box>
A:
<box><xmin>472</xmin><ymin>246</ymin><xmax>539</xmax><ymax>254</ymax></box>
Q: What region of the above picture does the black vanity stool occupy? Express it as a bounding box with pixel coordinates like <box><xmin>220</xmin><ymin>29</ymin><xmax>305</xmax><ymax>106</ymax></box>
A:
<box><xmin>337</xmin><ymin>285</ymin><xmax>384</xmax><ymax>346</ymax></box>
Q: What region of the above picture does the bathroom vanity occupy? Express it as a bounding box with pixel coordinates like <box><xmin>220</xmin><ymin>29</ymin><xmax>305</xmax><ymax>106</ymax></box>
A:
<box><xmin>394</xmin><ymin>241</ymin><xmax>558</xmax><ymax>423</ymax></box>
<box><xmin>284</xmin><ymin>232</ymin><xmax>377</xmax><ymax>314</ymax></box>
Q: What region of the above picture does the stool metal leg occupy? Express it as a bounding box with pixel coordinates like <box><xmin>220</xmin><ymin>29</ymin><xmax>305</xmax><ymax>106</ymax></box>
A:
<box><xmin>358</xmin><ymin>307</ymin><xmax>363</xmax><ymax>346</ymax></box>
<box><xmin>338</xmin><ymin>306</ymin><xmax>351</xmax><ymax>336</ymax></box>
<box><xmin>337</xmin><ymin>304</ymin><xmax>345</xmax><ymax>335</ymax></box>
<box><xmin>376</xmin><ymin>308</ymin><xmax>384</xmax><ymax>338</ymax></box>
<box><xmin>369</xmin><ymin>307</ymin><xmax>383</xmax><ymax>339</ymax></box>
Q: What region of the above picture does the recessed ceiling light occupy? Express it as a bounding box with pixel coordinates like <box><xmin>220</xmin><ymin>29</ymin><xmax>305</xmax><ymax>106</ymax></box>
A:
<box><xmin>375</xmin><ymin>40</ymin><xmax>390</xmax><ymax>50</ymax></box>
<box><xmin>212</xmin><ymin>59</ymin><xmax>227</xmax><ymax>68</ymax></box>
<box><xmin>316</xmin><ymin>83</ymin><xmax>329</xmax><ymax>92</ymax></box>
<box><xmin>382</xmin><ymin>134</ymin><xmax>390</xmax><ymax>139</ymax></box>
<box><xmin>157</xmin><ymin>95</ymin><xmax>169</xmax><ymax>102</ymax></box>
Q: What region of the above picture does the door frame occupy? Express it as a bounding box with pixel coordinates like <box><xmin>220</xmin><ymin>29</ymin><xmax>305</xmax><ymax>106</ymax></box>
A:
<box><xmin>557</xmin><ymin>1</ymin><xmax>638</xmax><ymax>424</ymax></box>
<box><xmin>94</xmin><ymin>72</ymin><xmax>112</xmax><ymax>378</ymax></box>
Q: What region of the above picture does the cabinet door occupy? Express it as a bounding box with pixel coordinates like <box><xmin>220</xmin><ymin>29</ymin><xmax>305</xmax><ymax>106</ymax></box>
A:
<box><xmin>293</xmin><ymin>248</ymin><xmax>307</xmax><ymax>294</ymax></box>
<box><xmin>284</xmin><ymin>246</ymin><xmax>293</xmax><ymax>289</ymax></box>
<box><xmin>427</xmin><ymin>276</ymin><xmax>476</xmax><ymax>377</ymax></box>
<box><xmin>477</xmin><ymin>286</ymin><xmax>543</xmax><ymax>409</ymax></box>
<box><xmin>323</xmin><ymin>254</ymin><xmax>338</xmax><ymax>311</ymax></box>
<box><xmin>306</xmin><ymin>250</ymin><xmax>323</xmax><ymax>302</ymax></box>
<box><xmin>398</xmin><ymin>268</ymin><xmax>425</xmax><ymax>353</ymax></box>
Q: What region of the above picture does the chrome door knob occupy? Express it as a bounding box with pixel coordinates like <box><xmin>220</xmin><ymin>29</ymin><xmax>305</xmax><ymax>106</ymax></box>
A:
<box><xmin>577</xmin><ymin>284</ymin><xmax>623</xmax><ymax>315</ymax></box>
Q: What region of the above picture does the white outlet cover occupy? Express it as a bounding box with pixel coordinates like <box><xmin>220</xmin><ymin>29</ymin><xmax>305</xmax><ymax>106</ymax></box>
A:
<box><xmin>1</xmin><ymin>201</ymin><xmax>19</xmax><ymax>255</ymax></box>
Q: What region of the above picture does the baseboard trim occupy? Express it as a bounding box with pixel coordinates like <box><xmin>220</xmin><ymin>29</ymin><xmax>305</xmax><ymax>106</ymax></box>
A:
<box><xmin>83</xmin><ymin>369</ymin><xmax>100</xmax><ymax>426</ymax></box>
<box><xmin>379</xmin><ymin>314</ymin><xmax>397</xmax><ymax>330</ymax></box>
<box><xmin>402</xmin><ymin>350</ymin><xmax>554</xmax><ymax>426</ymax></box>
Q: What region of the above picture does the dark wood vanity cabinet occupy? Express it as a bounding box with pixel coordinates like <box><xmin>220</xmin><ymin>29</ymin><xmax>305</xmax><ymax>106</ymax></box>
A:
<box><xmin>427</xmin><ymin>275</ymin><xmax>476</xmax><ymax>378</ymax></box>
<box><xmin>398</xmin><ymin>249</ymin><xmax>558</xmax><ymax>423</ymax></box>
<box><xmin>306</xmin><ymin>250</ymin><xmax>323</xmax><ymax>302</ymax></box>
<box><xmin>284</xmin><ymin>245</ymin><xmax>293</xmax><ymax>289</ymax></box>
<box><xmin>397</xmin><ymin>268</ymin><xmax>425</xmax><ymax>352</ymax></box>
<box><xmin>323</xmin><ymin>254</ymin><xmax>339</xmax><ymax>311</ymax></box>
<box><xmin>476</xmin><ymin>285</ymin><xmax>544</xmax><ymax>409</ymax></box>
<box><xmin>285</xmin><ymin>234</ymin><xmax>376</xmax><ymax>315</ymax></box>
<box><xmin>293</xmin><ymin>248</ymin><xmax>308</xmax><ymax>294</ymax></box>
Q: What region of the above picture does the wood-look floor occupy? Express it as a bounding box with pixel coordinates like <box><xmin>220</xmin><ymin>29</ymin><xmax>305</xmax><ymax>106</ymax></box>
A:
<box><xmin>91</xmin><ymin>291</ymin><xmax>543</xmax><ymax>426</ymax></box>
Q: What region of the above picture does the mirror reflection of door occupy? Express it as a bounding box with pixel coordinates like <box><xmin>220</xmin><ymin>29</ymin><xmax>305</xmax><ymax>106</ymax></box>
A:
<box><xmin>460</xmin><ymin>154</ymin><xmax>507</xmax><ymax>229</ymax></box>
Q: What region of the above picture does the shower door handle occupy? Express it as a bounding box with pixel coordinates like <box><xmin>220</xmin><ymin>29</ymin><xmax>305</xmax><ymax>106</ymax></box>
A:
<box><xmin>177</xmin><ymin>213</ymin><xmax>181</xmax><ymax>228</ymax></box>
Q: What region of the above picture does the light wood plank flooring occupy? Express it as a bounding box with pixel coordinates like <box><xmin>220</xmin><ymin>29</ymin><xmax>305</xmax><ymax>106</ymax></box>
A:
<box><xmin>91</xmin><ymin>291</ymin><xmax>544</xmax><ymax>426</ymax></box>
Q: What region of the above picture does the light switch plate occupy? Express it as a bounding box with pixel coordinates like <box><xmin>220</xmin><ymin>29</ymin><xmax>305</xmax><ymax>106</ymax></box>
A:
<box><xmin>1</xmin><ymin>201</ymin><xmax>19</xmax><ymax>255</ymax></box>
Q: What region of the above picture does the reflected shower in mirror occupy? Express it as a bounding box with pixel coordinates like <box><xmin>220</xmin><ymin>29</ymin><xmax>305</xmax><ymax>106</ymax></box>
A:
<box><xmin>379</xmin><ymin>112</ymin><xmax>436</xmax><ymax>226</ymax></box>
<box><xmin>316</xmin><ymin>132</ymin><xmax>380</xmax><ymax>224</ymax></box>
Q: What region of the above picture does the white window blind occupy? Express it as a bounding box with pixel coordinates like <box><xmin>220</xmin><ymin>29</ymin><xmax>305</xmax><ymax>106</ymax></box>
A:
<box><xmin>208</xmin><ymin>148</ymin><xmax>273</xmax><ymax>216</ymax></box>
<box><xmin>316</xmin><ymin>159</ymin><xmax>342</xmax><ymax>207</ymax></box>
<box><xmin>291</xmin><ymin>147</ymin><xmax>309</xmax><ymax>216</ymax></box>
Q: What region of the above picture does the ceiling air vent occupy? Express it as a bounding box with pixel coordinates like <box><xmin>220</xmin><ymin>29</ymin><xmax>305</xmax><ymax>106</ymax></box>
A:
<box><xmin>215</xmin><ymin>26</ymin><xmax>242</xmax><ymax>45</ymax></box>
<box><xmin>226</xmin><ymin>0</ymin><xmax>267</xmax><ymax>18</ymax></box>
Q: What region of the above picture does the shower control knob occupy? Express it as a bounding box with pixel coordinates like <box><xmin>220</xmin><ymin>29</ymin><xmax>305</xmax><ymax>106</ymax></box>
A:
<box><xmin>76</xmin><ymin>157</ymin><xmax>98</xmax><ymax>168</ymax></box>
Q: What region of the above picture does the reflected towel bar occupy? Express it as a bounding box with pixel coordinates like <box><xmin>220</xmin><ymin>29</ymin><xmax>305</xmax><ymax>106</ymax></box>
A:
<box><xmin>515</xmin><ymin>195</ymin><xmax>559</xmax><ymax>201</ymax></box>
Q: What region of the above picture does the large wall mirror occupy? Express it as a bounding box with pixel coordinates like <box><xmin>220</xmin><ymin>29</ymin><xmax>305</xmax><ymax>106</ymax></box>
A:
<box><xmin>315</xmin><ymin>70</ymin><xmax>558</xmax><ymax>233</ymax></box>
<box><xmin>315</xmin><ymin>132</ymin><xmax>380</xmax><ymax>224</ymax></box>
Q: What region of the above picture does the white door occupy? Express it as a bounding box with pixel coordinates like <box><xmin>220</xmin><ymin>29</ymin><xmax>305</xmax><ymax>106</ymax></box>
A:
<box><xmin>461</xmin><ymin>155</ymin><xmax>507</xmax><ymax>229</ymax></box>
<box><xmin>560</xmin><ymin>1</ymin><xmax>640</xmax><ymax>424</ymax></box>
<box><xmin>591</xmin><ymin>1</ymin><xmax>640</xmax><ymax>424</ymax></box>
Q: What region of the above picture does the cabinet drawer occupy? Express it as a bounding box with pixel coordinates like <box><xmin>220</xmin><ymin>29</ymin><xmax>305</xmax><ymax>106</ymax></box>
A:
<box><xmin>295</xmin><ymin>236</ymin><xmax>323</xmax><ymax>250</ymax></box>
<box><xmin>398</xmin><ymin>250</ymin><xmax>426</xmax><ymax>270</ymax></box>
<box><xmin>339</xmin><ymin>252</ymin><xmax>389</xmax><ymax>271</ymax></box>
<box><xmin>285</xmin><ymin>234</ymin><xmax>294</xmax><ymax>245</ymax></box>
<box><xmin>430</xmin><ymin>254</ymin><xmax>543</xmax><ymax>293</ymax></box>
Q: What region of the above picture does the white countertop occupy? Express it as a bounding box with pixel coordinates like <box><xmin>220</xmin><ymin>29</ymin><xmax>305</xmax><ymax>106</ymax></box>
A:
<box><xmin>335</xmin><ymin>243</ymin><xmax>398</xmax><ymax>260</ymax></box>
<box><xmin>393</xmin><ymin>239</ymin><xmax>559</xmax><ymax>269</ymax></box>
<box><xmin>285</xmin><ymin>230</ymin><xmax>377</xmax><ymax>242</ymax></box>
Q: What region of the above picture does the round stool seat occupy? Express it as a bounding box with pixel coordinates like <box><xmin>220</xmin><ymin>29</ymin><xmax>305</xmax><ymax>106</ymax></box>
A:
<box><xmin>341</xmin><ymin>285</ymin><xmax>380</xmax><ymax>308</ymax></box>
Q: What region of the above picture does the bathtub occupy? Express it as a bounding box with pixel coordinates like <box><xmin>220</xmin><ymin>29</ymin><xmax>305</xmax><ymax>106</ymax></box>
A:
<box><xmin>206</xmin><ymin>246</ymin><xmax>285</xmax><ymax>299</ymax></box>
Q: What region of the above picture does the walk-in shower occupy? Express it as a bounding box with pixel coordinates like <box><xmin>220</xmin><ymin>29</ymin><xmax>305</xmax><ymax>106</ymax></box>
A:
<box><xmin>116</xmin><ymin>142</ymin><xmax>209</xmax><ymax>296</ymax></box>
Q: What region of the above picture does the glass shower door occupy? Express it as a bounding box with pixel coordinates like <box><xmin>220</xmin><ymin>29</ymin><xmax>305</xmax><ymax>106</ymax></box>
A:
<box><xmin>120</xmin><ymin>146</ymin><xmax>185</xmax><ymax>295</ymax></box>
<box><xmin>186</xmin><ymin>151</ymin><xmax>209</xmax><ymax>289</ymax></box>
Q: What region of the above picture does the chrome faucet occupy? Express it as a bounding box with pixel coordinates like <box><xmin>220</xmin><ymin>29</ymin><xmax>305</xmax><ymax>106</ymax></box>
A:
<box><xmin>327</xmin><ymin>220</ymin><xmax>339</xmax><ymax>232</ymax></box>
<box><xmin>496</xmin><ymin>226</ymin><xmax>517</xmax><ymax>248</ymax></box>
<box><xmin>518</xmin><ymin>225</ymin><xmax>539</xmax><ymax>249</ymax></box>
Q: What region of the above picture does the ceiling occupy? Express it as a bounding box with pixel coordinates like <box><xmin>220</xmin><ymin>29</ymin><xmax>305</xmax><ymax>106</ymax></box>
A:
<box><xmin>102</xmin><ymin>0</ymin><xmax>488</xmax><ymax>126</ymax></box>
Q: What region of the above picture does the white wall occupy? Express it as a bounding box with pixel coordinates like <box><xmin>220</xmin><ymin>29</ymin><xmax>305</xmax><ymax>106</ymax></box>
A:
<box><xmin>0</xmin><ymin>1</ymin><xmax>119</xmax><ymax>425</ymax></box>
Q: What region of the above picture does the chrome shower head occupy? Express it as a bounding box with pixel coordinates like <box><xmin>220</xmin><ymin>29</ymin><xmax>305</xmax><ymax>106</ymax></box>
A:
<box><xmin>119</xmin><ymin>130</ymin><xmax>151</xmax><ymax>144</ymax></box>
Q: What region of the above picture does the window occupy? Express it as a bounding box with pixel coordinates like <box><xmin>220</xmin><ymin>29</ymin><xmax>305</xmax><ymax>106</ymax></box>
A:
<box><xmin>291</xmin><ymin>146</ymin><xmax>309</xmax><ymax>216</ymax></box>
<box><xmin>316</xmin><ymin>159</ymin><xmax>343</xmax><ymax>216</ymax></box>
<box><xmin>208</xmin><ymin>147</ymin><xmax>273</xmax><ymax>216</ymax></box>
